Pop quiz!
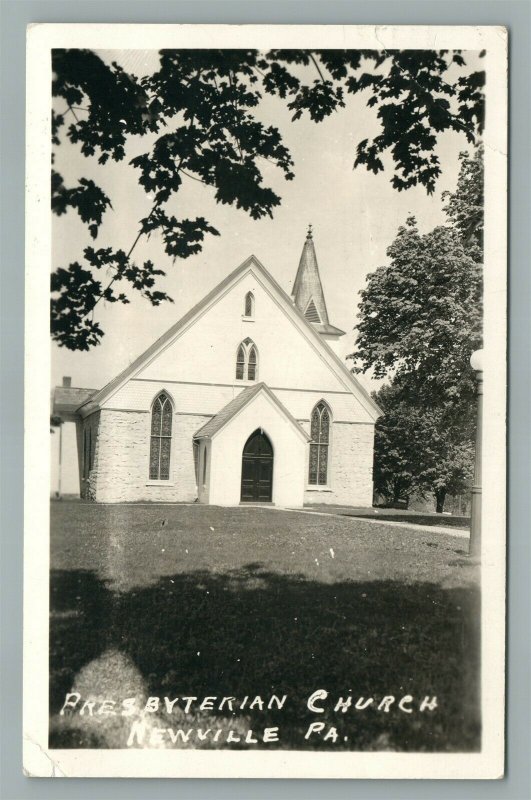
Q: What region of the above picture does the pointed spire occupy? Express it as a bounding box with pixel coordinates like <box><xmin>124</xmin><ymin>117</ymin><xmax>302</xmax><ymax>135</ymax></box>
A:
<box><xmin>292</xmin><ymin>226</ymin><xmax>330</xmax><ymax>325</ymax></box>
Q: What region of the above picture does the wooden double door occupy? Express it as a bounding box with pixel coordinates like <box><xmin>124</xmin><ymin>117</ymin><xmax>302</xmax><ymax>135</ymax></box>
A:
<box><xmin>240</xmin><ymin>429</ymin><xmax>273</xmax><ymax>503</ymax></box>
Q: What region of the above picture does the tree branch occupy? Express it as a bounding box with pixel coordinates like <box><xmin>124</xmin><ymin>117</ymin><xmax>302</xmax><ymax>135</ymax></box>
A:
<box><xmin>309</xmin><ymin>52</ymin><xmax>326</xmax><ymax>84</ymax></box>
<box><xmin>377</xmin><ymin>48</ymin><xmax>477</xmax><ymax>140</ymax></box>
<box><xmin>228</xmin><ymin>70</ymin><xmax>243</xmax><ymax>162</ymax></box>
<box><xmin>89</xmin><ymin>114</ymin><xmax>197</xmax><ymax>315</ymax></box>
<box><xmin>181</xmin><ymin>169</ymin><xmax>206</xmax><ymax>184</ymax></box>
<box><xmin>65</xmin><ymin>104</ymin><xmax>80</xmax><ymax>122</ymax></box>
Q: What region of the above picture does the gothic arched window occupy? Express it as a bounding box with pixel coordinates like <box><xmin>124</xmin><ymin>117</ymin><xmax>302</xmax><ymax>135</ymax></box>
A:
<box><xmin>309</xmin><ymin>402</ymin><xmax>331</xmax><ymax>485</ymax></box>
<box><xmin>236</xmin><ymin>345</ymin><xmax>246</xmax><ymax>380</ymax></box>
<box><xmin>149</xmin><ymin>392</ymin><xmax>173</xmax><ymax>480</ymax></box>
<box><xmin>235</xmin><ymin>339</ymin><xmax>258</xmax><ymax>381</ymax></box>
<box><xmin>247</xmin><ymin>345</ymin><xmax>257</xmax><ymax>381</ymax></box>
<box><xmin>244</xmin><ymin>291</ymin><xmax>254</xmax><ymax>317</ymax></box>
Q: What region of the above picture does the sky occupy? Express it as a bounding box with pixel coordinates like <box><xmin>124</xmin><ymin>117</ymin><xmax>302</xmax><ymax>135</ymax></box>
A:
<box><xmin>52</xmin><ymin>49</ymin><xmax>477</xmax><ymax>393</ymax></box>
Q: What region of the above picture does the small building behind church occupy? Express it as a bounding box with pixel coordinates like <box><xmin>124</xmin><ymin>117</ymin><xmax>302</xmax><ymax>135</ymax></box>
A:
<box><xmin>52</xmin><ymin>231</ymin><xmax>381</xmax><ymax>507</ymax></box>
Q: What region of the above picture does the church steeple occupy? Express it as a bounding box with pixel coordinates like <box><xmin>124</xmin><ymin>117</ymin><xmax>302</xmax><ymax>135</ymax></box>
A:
<box><xmin>292</xmin><ymin>225</ymin><xmax>330</xmax><ymax>325</ymax></box>
<box><xmin>292</xmin><ymin>226</ymin><xmax>345</xmax><ymax>339</ymax></box>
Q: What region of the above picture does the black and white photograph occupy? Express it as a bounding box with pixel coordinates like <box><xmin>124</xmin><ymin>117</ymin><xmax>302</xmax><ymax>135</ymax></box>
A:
<box><xmin>24</xmin><ymin>23</ymin><xmax>507</xmax><ymax>779</ymax></box>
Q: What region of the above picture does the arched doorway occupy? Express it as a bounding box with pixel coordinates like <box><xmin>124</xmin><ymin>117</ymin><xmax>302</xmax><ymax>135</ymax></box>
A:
<box><xmin>240</xmin><ymin>429</ymin><xmax>274</xmax><ymax>502</ymax></box>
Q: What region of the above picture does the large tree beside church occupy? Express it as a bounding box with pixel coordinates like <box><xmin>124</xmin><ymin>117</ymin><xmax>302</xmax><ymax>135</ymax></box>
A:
<box><xmin>51</xmin><ymin>48</ymin><xmax>484</xmax><ymax>351</ymax></box>
<box><xmin>352</xmin><ymin>215</ymin><xmax>482</xmax><ymax>406</ymax></box>
<box><xmin>351</xmin><ymin>149</ymin><xmax>483</xmax><ymax>511</ymax></box>
<box><xmin>371</xmin><ymin>380</ymin><xmax>474</xmax><ymax>512</ymax></box>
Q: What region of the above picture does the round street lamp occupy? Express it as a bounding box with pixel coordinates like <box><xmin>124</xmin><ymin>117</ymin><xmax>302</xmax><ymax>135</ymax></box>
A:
<box><xmin>469</xmin><ymin>349</ymin><xmax>483</xmax><ymax>557</ymax></box>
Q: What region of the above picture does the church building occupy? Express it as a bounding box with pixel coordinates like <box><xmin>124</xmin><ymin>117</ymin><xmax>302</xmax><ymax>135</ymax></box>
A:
<box><xmin>53</xmin><ymin>230</ymin><xmax>381</xmax><ymax>507</ymax></box>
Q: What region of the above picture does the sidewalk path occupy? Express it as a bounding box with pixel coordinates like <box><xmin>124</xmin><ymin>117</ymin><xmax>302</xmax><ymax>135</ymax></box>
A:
<box><xmin>249</xmin><ymin>504</ymin><xmax>471</xmax><ymax>540</ymax></box>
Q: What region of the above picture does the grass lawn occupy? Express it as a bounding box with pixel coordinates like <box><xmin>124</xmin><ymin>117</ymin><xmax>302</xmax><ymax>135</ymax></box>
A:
<box><xmin>49</xmin><ymin>500</ymin><xmax>480</xmax><ymax>751</ymax></box>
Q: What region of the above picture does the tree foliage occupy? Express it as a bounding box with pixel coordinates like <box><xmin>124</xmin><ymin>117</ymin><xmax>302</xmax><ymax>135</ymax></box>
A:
<box><xmin>351</xmin><ymin>214</ymin><xmax>482</xmax><ymax>400</ymax></box>
<box><xmin>373</xmin><ymin>380</ymin><xmax>474</xmax><ymax>511</ymax></box>
<box><xmin>442</xmin><ymin>146</ymin><xmax>484</xmax><ymax>258</ymax></box>
<box><xmin>51</xmin><ymin>48</ymin><xmax>484</xmax><ymax>350</ymax></box>
<box><xmin>353</xmin><ymin>148</ymin><xmax>483</xmax><ymax>511</ymax></box>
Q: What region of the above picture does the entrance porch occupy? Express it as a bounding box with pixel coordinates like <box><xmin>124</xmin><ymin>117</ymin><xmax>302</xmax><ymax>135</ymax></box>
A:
<box><xmin>193</xmin><ymin>383</ymin><xmax>309</xmax><ymax>507</ymax></box>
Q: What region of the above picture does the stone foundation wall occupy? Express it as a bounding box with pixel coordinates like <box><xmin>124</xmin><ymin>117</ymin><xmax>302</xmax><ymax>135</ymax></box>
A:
<box><xmin>88</xmin><ymin>409</ymin><xmax>210</xmax><ymax>503</ymax></box>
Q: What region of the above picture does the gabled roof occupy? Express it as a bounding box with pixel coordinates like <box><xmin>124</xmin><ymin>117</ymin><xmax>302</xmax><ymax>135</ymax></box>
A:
<box><xmin>193</xmin><ymin>383</ymin><xmax>310</xmax><ymax>441</ymax></box>
<box><xmin>53</xmin><ymin>386</ymin><xmax>97</xmax><ymax>418</ymax></box>
<box><xmin>77</xmin><ymin>254</ymin><xmax>381</xmax><ymax>421</ymax></box>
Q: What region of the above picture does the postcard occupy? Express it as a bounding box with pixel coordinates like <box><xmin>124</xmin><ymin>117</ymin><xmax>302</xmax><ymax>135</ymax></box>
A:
<box><xmin>24</xmin><ymin>23</ymin><xmax>506</xmax><ymax>779</ymax></box>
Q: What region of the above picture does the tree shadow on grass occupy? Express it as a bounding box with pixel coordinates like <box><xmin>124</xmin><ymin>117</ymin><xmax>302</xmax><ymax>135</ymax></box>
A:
<box><xmin>50</xmin><ymin>564</ymin><xmax>480</xmax><ymax>752</ymax></box>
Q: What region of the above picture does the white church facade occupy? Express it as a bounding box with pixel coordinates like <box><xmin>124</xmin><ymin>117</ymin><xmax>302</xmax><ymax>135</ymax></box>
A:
<box><xmin>52</xmin><ymin>231</ymin><xmax>381</xmax><ymax>507</ymax></box>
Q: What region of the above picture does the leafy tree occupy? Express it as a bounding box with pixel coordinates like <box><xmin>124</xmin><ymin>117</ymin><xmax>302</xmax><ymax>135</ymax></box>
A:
<box><xmin>51</xmin><ymin>48</ymin><xmax>485</xmax><ymax>350</ymax></box>
<box><xmin>351</xmin><ymin>216</ymin><xmax>482</xmax><ymax>407</ymax></box>
<box><xmin>373</xmin><ymin>381</ymin><xmax>474</xmax><ymax>512</ymax></box>
<box><xmin>442</xmin><ymin>146</ymin><xmax>484</xmax><ymax>258</ymax></box>
<box><xmin>351</xmin><ymin>153</ymin><xmax>483</xmax><ymax>513</ymax></box>
<box><xmin>371</xmin><ymin>383</ymin><xmax>417</xmax><ymax>506</ymax></box>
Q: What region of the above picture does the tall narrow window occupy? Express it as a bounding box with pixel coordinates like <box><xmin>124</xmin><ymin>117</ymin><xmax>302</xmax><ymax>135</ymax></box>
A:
<box><xmin>193</xmin><ymin>441</ymin><xmax>200</xmax><ymax>485</ymax></box>
<box><xmin>236</xmin><ymin>345</ymin><xmax>245</xmax><ymax>380</ymax></box>
<box><xmin>247</xmin><ymin>346</ymin><xmax>257</xmax><ymax>381</ymax></box>
<box><xmin>149</xmin><ymin>392</ymin><xmax>173</xmax><ymax>480</ymax></box>
<box><xmin>235</xmin><ymin>339</ymin><xmax>258</xmax><ymax>381</ymax></box>
<box><xmin>244</xmin><ymin>291</ymin><xmax>254</xmax><ymax>317</ymax></box>
<box><xmin>309</xmin><ymin>402</ymin><xmax>330</xmax><ymax>485</ymax></box>
<box><xmin>83</xmin><ymin>428</ymin><xmax>88</xmax><ymax>479</ymax></box>
<box><xmin>202</xmin><ymin>446</ymin><xmax>208</xmax><ymax>485</ymax></box>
